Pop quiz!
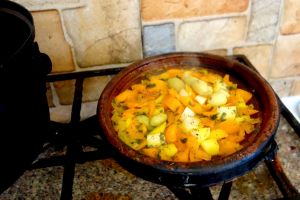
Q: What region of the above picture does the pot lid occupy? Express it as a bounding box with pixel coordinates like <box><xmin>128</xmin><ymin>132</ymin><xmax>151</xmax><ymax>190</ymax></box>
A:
<box><xmin>0</xmin><ymin>0</ymin><xmax>34</xmax><ymax>66</ymax></box>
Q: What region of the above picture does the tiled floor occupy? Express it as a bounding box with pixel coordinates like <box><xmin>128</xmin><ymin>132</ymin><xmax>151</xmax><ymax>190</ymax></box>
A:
<box><xmin>1</xmin><ymin>117</ymin><xmax>299</xmax><ymax>200</ymax></box>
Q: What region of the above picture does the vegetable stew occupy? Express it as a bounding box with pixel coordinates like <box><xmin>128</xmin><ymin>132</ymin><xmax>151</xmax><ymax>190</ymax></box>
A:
<box><xmin>111</xmin><ymin>68</ymin><xmax>261</xmax><ymax>162</ymax></box>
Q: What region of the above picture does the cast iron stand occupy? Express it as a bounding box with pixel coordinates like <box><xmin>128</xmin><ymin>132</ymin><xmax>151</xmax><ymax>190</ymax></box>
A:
<box><xmin>29</xmin><ymin>55</ymin><xmax>300</xmax><ymax>200</ymax></box>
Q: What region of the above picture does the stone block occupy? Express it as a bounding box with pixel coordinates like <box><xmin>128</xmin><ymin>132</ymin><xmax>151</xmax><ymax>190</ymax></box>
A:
<box><xmin>203</xmin><ymin>49</ymin><xmax>228</xmax><ymax>56</ymax></box>
<box><xmin>178</xmin><ymin>17</ymin><xmax>247</xmax><ymax>52</ymax></box>
<box><xmin>143</xmin><ymin>24</ymin><xmax>176</xmax><ymax>57</ymax></box>
<box><xmin>82</xmin><ymin>76</ymin><xmax>111</xmax><ymax>102</ymax></box>
<box><xmin>11</xmin><ymin>0</ymin><xmax>82</xmax><ymax>10</ymax></box>
<box><xmin>53</xmin><ymin>80</ymin><xmax>75</xmax><ymax>105</ymax></box>
<box><xmin>291</xmin><ymin>80</ymin><xmax>300</xmax><ymax>95</ymax></box>
<box><xmin>50</xmin><ymin>101</ymin><xmax>98</xmax><ymax>124</ymax></box>
<box><xmin>80</xmin><ymin>101</ymin><xmax>98</xmax><ymax>120</ymax></box>
<box><xmin>142</xmin><ymin>0</ymin><xmax>249</xmax><ymax>21</ymax></box>
<box><xmin>32</xmin><ymin>10</ymin><xmax>75</xmax><ymax>73</ymax></box>
<box><xmin>271</xmin><ymin>35</ymin><xmax>300</xmax><ymax>78</ymax></box>
<box><xmin>281</xmin><ymin>0</ymin><xmax>300</xmax><ymax>35</ymax></box>
<box><xmin>269</xmin><ymin>79</ymin><xmax>293</xmax><ymax>97</ymax></box>
<box><xmin>53</xmin><ymin>76</ymin><xmax>110</xmax><ymax>105</ymax></box>
<box><xmin>233</xmin><ymin>45</ymin><xmax>273</xmax><ymax>79</ymax></box>
<box><xmin>247</xmin><ymin>0</ymin><xmax>281</xmax><ymax>42</ymax></box>
<box><xmin>62</xmin><ymin>0</ymin><xmax>142</xmax><ymax>67</ymax></box>
<box><xmin>50</xmin><ymin>105</ymin><xmax>72</xmax><ymax>123</ymax></box>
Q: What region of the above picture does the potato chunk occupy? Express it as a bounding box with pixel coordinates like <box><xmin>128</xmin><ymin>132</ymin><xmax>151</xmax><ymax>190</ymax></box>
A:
<box><xmin>201</xmin><ymin>139</ymin><xmax>220</xmax><ymax>156</ymax></box>
<box><xmin>217</xmin><ymin>106</ymin><xmax>237</xmax><ymax>120</ymax></box>
<box><xmin>147</xmin><ymin>122</ymin><xmax>166</xmax><ymax>147</ymax></box>
<box><xmin>209</xmin><ymin>92</ymin><xmax>228</xmax><ymax>106</ymax></box>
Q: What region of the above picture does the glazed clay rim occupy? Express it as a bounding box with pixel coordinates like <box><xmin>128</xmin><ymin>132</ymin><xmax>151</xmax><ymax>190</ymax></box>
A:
<box><xmin>98</xmin><ymin>52</ymin><xmax>280</xmax><ymax>173</ymax></box>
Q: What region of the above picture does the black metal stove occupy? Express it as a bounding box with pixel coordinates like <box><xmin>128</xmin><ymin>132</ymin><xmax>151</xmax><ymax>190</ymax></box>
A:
<box><xmin>29</xmin><ymin>55</ymin><xmax>300</xmax><ymax>200</ymax></box>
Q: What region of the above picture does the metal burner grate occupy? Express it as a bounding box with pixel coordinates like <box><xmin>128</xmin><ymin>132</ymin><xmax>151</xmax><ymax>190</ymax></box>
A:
<box><xmin>30</xmin><ymin>55</ymin><xmax>300</xmax><ymax>200</ymax></box>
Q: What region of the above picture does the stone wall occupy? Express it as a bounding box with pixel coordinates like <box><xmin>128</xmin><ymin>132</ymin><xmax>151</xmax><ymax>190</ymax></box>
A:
<box><xmin>11</xmin><ymin>0</ymin><xmax>300</xmax><ymax>122</ymax></box>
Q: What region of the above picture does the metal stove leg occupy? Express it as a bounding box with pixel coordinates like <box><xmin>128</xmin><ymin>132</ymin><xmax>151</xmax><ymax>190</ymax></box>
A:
<box><xmin>264</xmin><ymin>141</ymin><xmax>300</xmax><ymax>200</ymax></box>
<box><xmin>218</xmin><ymin>181</ymin><xmax>232</xmax><ymax>200</ymax></box>
<box><xmin>265</xmin><ymin>155</ymin><xmax>300</xmax><ymax>199</ymax></box>
<box><xmin>60</xmin><ymin>78</ymin><xmax>84</xmax><ymax>200</ymax></box>
<box><xmin>60</xmin><ymin>143</ymin><xmax>76</xmax><ymax>200</ymax></box>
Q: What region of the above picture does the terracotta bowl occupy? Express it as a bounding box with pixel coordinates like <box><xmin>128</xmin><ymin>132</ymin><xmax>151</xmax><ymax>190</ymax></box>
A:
<box><xmin>97</xmin><ymin>52</ymin><xmax>280</xmax><ymax>187</ymax></box>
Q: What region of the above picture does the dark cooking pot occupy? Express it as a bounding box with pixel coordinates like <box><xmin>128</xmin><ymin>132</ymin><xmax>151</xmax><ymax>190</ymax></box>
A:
<box><xmin>97</xmin><ymin>52</ymin><xmax>280</xmax><ymax>188</ymax></box>
<box><xmin>0</xmin><ymin>0</ymin><xmax>51</xmax><ymax>192</ymax></box>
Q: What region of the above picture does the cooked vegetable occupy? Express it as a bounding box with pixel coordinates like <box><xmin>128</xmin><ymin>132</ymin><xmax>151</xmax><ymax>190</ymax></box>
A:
<box><xmin>195</xmin><ymin>95</ymin><xmax>207</xmax><ymax>105</ymax></box>
<box><xmin>183</xmin><ymin>72</ymin><xmax>198</xmax><ymax>85</ymax></box>
<box><xmin>150</xmin><ymin>113</ymin><xmax>167</xmax><ymax>127</ymax></box>
<box><xmin>159</xmin><ymin>143</ymin><xmax>178</xmax><ymax>160</ymax></box>
<box><xmin>168</xmin><ymin>77</ymin><xmax>185</xmax><ymax>92</ymax></box>
<box><xmin>209</xmin><ymin>91</ymin><xmax>228</xmax><ymax>106</ymax></box>
<box><xmin>190</xmin><ymin>79</ymin><xmax>213</xmax><ymax>96</ymax></box>
<box><xmin>201</xmin><ymin>138</ymin><xmax>220</xmax><ymax>155</ymax></box>
<box><xmin>165</xmin><ymin>124</ymin><xmax>178</xmax><ymax>143</ymax></box>
<box><xmin>147</xmin><ymin>122</ymin><xmax>166</xmax><ymax>147</ymax></box>
<box><xmin>136</xmin><ymin>115</ymin><xmax>150</xmax><ymax>127</ymax></box>
<box><xmin>112</xmin><ymin>68</ymin><xmax>261</xmax><ymax>162</ymax></box>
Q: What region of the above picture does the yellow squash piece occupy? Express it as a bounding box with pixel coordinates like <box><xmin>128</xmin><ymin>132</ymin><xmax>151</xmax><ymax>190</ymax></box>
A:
<box><xmin>201</xmin><ymin>139</ymin><xmax>220</xmax><ymax>156</ymax></box>
<box><xmin>159</xmin><ymin>143</ymin><xmax>178</xmax><ymax>160</ymax></box>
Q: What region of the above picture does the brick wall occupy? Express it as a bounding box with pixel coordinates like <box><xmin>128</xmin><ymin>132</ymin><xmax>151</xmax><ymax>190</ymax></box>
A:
<box><xmin>12</xmin><ymin>0</ymin><xmax>300</xmax><ymax>122</ymax></box>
